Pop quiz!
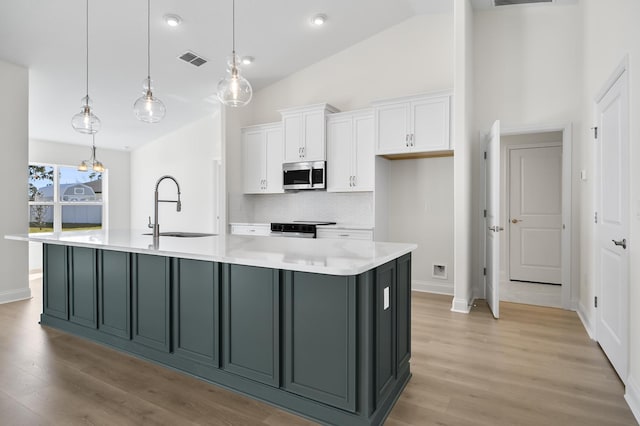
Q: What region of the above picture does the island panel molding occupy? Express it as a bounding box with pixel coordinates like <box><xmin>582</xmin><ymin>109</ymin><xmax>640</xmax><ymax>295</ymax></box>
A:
<box><xmin>7</xmin><ymin>231</ymin><xmax>416</xmax><ymax>426</ymax></box>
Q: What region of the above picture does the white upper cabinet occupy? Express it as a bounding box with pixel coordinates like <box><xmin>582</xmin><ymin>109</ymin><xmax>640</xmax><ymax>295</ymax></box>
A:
<box><xmin>279</xmin><ymin>103</ymin><xmax>339</xmax><ymax>163</ymax></box>
<box><xmin>326</xmin><ymin>109</ymin><xmax>374</xmax><ymax>192</ymax></box>
<box><xmin>374</xmin><ymin>91</ymin><xmax>451</xmax><ymax>156</ymax></box>
<box><xmin>242</xmin><ymin>123</ymin><xmax>284</xmax><ymax>194</ymax></box>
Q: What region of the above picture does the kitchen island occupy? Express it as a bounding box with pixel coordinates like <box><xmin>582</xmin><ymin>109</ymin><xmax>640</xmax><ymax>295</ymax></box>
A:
<box><xmin>6</xmin><ymin>230</ymin><xmax>416</xmax><ymax>426</ymax></box>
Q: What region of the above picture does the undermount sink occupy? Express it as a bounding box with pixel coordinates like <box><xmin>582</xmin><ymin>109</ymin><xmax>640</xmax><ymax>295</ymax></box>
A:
<box><xmin>142</xmin><ymin>232</ymin><xmax>216</xmax><ymax>238</ymax></box>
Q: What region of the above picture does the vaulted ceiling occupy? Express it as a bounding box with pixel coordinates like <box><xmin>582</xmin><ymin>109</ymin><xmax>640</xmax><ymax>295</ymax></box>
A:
<box><xmin>0</xmin><ymin>0</ymin><xmax>452</xmax><ymax>150</ymax></box>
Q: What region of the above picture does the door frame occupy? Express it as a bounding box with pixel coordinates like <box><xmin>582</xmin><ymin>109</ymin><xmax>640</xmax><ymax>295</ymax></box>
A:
<box><xmin>479</xmin><ymin>122</ymin><xmax>574</xmax><ymax>310</ymax></box>
<box><xmin>504</xmin><ymin>141</ymin><xmax>563</xmax><ymax>287</ymax></box>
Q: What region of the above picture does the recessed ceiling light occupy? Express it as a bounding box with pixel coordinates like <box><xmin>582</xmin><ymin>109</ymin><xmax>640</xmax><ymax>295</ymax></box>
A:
<box><xmin>311</xmin><ymin>14</ymin><xmax>327</xmax><ymax>26</ymax></box>
<box><xmin>164</xmin><ymin>14</ymin><xmax>182</xmax><ymax>27</ymax></box>
<box><xmin>241</xmin><ymin>56</ymin><xmax>254</xmax><ymax>65</ymax></box>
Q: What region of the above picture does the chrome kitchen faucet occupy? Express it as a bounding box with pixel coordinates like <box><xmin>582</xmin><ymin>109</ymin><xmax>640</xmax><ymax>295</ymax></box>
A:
<box><xmin>148</xmin><ymin>175</ymin><xmax>181</xmax><ymax>239</ymax></box>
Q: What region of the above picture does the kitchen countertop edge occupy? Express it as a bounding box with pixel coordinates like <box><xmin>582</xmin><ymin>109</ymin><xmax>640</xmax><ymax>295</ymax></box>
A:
<box><xmin>5</xmin><ymin>231</ymin><xmax>416</xmax><ymax>276</ymax></box>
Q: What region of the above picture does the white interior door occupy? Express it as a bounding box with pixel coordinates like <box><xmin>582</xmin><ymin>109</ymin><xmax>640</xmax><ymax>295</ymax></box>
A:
<box><xmin>509</xmin><ymin>146</ymin><xmax>562</xmax><ymax>284</ymax></box>
<box><xmin>485</xmin><ymin>120</ymin><xmax>501</xmax><ymax>319</ymax></box>
<box><xmin>595</xmin><ymin>70</ymin><xmax>629</xmax><ymax>383</ymax></box>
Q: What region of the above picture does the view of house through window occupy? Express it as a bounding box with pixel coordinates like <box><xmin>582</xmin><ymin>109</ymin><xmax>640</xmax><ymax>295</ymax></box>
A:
<box><xmin>28</xmin><ymin>164</ymin><xmax>105</xmax><ymax>233</ymax></box>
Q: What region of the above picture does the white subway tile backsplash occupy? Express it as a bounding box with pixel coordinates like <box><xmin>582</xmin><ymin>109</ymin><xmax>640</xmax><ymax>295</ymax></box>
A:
<box><xmin>230</xmin><ymin>191</ymin><xmax>374</xmax><ymax>225</ymax></box>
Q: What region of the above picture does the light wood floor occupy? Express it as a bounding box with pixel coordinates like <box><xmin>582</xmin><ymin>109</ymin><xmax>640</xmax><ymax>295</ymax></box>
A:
<box><xmin>0</xmin><ymin>278</ymin><xmax>636</xmax><ymax>426</ymax></box>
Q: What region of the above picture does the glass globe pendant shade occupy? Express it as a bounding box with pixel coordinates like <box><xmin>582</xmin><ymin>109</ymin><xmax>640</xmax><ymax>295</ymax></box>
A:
<box><xmin>71</xmin><ymin>96</ymin><xmax>101</xmax><ymax>134</ymax></box>
<box><xmin>133</xmin><ymin>78</ymin><xmax>166</xmax><ymax>123</ymax></box>
<box><xmin>92</xmin><ymin>160</ymin><xmax>105</xmax><ymax>173</ymax></box>
<box><xmin>217</xmin><ymin>66</ymin><xmax>252</xmax><ymax>108</ymax></box>
<box><xmin>77</xmin><ymin>160</ymin><xmax>89</xmax><ymax>172</ymax></box>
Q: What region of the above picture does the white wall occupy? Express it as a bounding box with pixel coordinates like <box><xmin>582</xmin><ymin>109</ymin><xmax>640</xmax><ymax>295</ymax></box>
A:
<box><xmin>226</xmin><ymin>13</ymin><xmax>455</xmax><ymax>289</ymax></box>
<box><xmin>471</xmin><ymin>3</ymin><xmax>583</xmax><ymax>305</ymax></box>
<box><xmin>0</xmin><ymin>59</ymin><xmax>29</xmax><ymax>303</ymax></box>
<box><xmin>389</xmin><ymin>157</ymin><xmax>454</xmax><ymax>292</ymax></box>
<box><xmin>581</xmin><ymin>0</ymin><xmax>640</xmax><ymax>419</ymax></box>
<box><xmin>130</xmin><ymin>112</ymin><xmax>222</xmax><ymax>234</ymax></box>
<box><xmin>451</xmin><ymin>0</ymin><xmax>475</xmax><ymax>311</ymax></box>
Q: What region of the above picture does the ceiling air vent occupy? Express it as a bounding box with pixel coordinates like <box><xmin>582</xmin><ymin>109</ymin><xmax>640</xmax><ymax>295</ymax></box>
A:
<box><xmin>178</xmin><ymin>51</ymin><xmax>208</xmax><ymax>67</ymax></box>
<box><xmin>494</xmin><ymin>0</ymin><xmax>553</xmax><ymax>6</ymax></box>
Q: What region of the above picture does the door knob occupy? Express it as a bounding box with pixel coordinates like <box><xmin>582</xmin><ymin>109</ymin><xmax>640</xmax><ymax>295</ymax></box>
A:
<box><xmin>612</xmin><ymin>238</ymin><xmax>627</xmax><ymax>249</ymax></box>
<box><xmin>511</xmin><ymin>218</ymin><xmax>522</xmax><ymax>224</ymax></box>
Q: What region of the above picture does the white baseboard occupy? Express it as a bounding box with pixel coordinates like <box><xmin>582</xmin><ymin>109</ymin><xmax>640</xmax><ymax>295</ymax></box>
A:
<box><xmin>625</xmin><ymin>375</ymin><xmax>640</xmax><ymax>425</ymax></box>
<box><xmin>412</xmin><ymin>279</ymin><xmax>454</xmax><ymax>296</ymax></box>
<box><xmin>577</xmin><ymin>300</ymin><xmax>595</xmax><ymax>340</ymax></box>
<box><xmin>0</xmin><ymin>287</ymin><xmax>32</xmax><ymax>305</ymax></box>
<box><xmin>451</xmin><ymin>297</ymin><xmax>472</xmax><ymax>314</ymax></box>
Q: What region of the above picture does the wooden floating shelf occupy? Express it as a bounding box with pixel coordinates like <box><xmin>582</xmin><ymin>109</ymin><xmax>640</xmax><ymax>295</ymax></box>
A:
<box><xmin>379</xmin><ymin>150</ymin><xmax>454</xmax><ymax>160</ymax></box>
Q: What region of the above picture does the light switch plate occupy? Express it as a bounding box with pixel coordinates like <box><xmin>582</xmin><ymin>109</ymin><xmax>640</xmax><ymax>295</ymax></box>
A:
<box><xmin>383</xmin><ymin>287</ymin><xmax>390</xmax><ymax>310</ymax></box>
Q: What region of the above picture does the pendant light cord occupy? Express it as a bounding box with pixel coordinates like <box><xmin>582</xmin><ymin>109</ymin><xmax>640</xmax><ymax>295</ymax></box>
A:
<box><xmin>85</xmin><ymin>0</ymin><xmax>89</xmax><ymax>97</ymax></box>
<box><xmin>231</xmin><ymin>0</ymin><xmax>237</xmax><ymax>69</ymax></box>
<box><xmin>147</xmin><ymin>0</ymin><xmax>151</xmax><ymax>80</ymax></box>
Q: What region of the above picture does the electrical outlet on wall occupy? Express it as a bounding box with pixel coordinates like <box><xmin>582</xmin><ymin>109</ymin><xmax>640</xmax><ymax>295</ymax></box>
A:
<box><xmin>432</xmin><ymin>264</ymin><xmax>447</xmax><ymax>280</ymax></box>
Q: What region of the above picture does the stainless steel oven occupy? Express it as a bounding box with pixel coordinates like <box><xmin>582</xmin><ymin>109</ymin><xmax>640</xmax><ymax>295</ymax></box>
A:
<box><xmin>270</xmin><ymin>221</ymin><xmax>336</xmax><ymax>238</ymax></box>
<box><xmin>282</xmin><ymin>161</ymin><xmax>326</xmax><ymax>190</ymax></box>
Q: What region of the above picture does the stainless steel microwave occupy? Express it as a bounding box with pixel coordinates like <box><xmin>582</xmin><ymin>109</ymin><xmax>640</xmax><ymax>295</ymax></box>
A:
<box><xmin>282</xmin><ymin>161</ymin><xmax>326</xmax><ymax>190</ymax></box>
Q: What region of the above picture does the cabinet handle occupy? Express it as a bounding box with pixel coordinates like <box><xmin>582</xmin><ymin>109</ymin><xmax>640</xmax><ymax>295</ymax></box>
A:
<box><xmin>405</xmin><ymin>134</ymin><xmax>409</xmax><ymax>147</ymax></box>
<box><xmin>411</xmin><ymin>133</ymin><xmax>415</xmax><ymax>147</ymax></box>
<box><xmin>353</xmin><ymin>175</ymin><xmax>357</xmax><ymax>187</ymax></box>
<box><xmin>301</xmin><ymin>147</ymin><xmax>305</xmax><ymax>158</ymax></box>
<box><xmin>263</xmin><ymin>179</ymin><xmax>267</xmax><ymax>189</ymax></box>
<box><xmin>339</xmin><ymin>234</ymin><xmax>350</xmax><ymax>237</ymax></box>
<box><xmin>349</xmin><ymin>176</ymin><xmax>353</xmax><ymax>187</ymax></box>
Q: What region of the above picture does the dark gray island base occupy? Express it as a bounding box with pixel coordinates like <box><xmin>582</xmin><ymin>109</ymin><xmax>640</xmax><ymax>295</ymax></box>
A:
<box><xmin>41</xmin><ymin>243</ymin><xmax>411</xmax><ymax>426</ymax></box>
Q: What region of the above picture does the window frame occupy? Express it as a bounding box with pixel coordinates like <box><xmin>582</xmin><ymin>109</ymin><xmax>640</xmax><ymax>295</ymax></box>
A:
<box><xmin>28</xmin><ymin>162</ymin><xmax>108</xmax><ymax>233</ymax></box>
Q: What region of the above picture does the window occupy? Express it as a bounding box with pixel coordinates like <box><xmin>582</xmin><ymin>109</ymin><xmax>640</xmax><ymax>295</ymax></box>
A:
<box><xmin>28</xmin><ymin>164</ymin><xmax>107</xmax><ymax>233</ymax></box>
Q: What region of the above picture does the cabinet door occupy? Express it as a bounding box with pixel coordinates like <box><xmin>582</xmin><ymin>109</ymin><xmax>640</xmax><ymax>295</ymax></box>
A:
<box><xmin>69</xmin><ymin>247</ymin><xmax>97</xmax><ymax>328</ymax></box>
<box><xmin>353</xmin><ymin>114</ymin><xmax>375</xmax><ymax>191</ymax></box>
<box><xmin>132</xmin><ymin>254</ymin><xmax>171</xmax><ymax>352</ymax></box>
<box><xmin>43</xmin><ymin>244</ymin><xmax>68</xmax><ymax>320</ymax></box>
<box><xmin>396</xmin><ymin>254</ymin><xmax>411</xmax><ymax>374</ymax></box>
<box><xmin>411</xmin><ymin>96</ymin><xmax>450</xmax><ymax>152</ymax></box>
<box><xmin>376</xmin><ymin>260</ymin><xmax>396</xmax><ymax>405</ymax></box>
<box><xmin>375</xmin><ymin>102</ymin><xmax>409</xmax><ymax>155</ymax></box>
<box><xmin>284</xmin><ymin>271</ymin><xmax>356</xmax><ymax>412</ymax></box>
<box><xmin>222</xmin><ymin>264</ymin><xmax>279</xmax><ymax>387</ymax></box>
<box><xmin>98</xmin><ymin>250</ymin><xmax>131</xmax><ymax>339</ymax></box>
<box><xmin>243</xmin><ymin>129</ymin><xmax>266</xmax><ymax>194</ymax></box>
<box><xmin>302</xmin><ymin>110</ymin><xmax>325</xmax><ymax>161</ymax></box>
<box><xmin>173</xmin><ymin>259</ymin><xmax>219</xmax><ymax>366</ymax></box>
<box><xmin>283</xmin><ymin>114</ymin><xmax>303</xmax><ymax>162</ymax></box>
<box><xmin>326</xmin><ymin>117</ymin><xmax>353</xmax><ymax>192</ymax></box>
<box><xmin>264</xmin><ymin>126</ymin><xmax>284</xmax><ymax>193</ymax></box>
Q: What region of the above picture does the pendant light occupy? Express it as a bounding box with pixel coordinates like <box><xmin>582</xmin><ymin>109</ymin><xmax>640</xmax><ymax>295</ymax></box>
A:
<box><xmin>217</xmin><ymin>0</ymin><xmax>252</xmax><ymax>107</ymax></box>
<box><xmin>71</xmin><ymin>0</ymin><xmax>101</xmax><ymax>134</ymax></box>
<box><xmin>77</xmin><ymin>134</ymin><xmax>106</xmax><ymax>173</ymax></box>
<box><xmin>134</xmin><ymin>0</ymin><xmax>166</xmax><ymax>123</ymax></box>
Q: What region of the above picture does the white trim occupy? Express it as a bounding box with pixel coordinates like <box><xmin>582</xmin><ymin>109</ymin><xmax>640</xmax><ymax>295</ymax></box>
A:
<box><xmin>577</xmin><ymin>300</ymin><xmax>595</xmax><ymax>340</ymax></box>
<box><xmin>503</xmin><ymin>139</ymin><xmax>563</xmax><ymax>291</ymax></box>
<box><xmin>625</xmin><ymin>375</ymin><xmax>640</xmax><ymax>424</ymax></box>
<box><xmin>0</xmin><ymin>288</ymin><xmax>32</xmax><ymax>305</ymax></box>
<box><xmin>413</xmin><ymin>279</ymin><xmax>454</xmax><ymax>295</ymax></box>
<box><xmin>451</xmin><ymin>297</ymin><xmax>472</xmax><ymax>314</ymax></box>
<box><xmin>594</xmin><ymin>54</ymin><xmax>629</xmax><ymax>103</ymax></box>
<box><xmin>480</xmin><ymin>122</ymin><xmax>573</xmax><ymax>310</ymax></box>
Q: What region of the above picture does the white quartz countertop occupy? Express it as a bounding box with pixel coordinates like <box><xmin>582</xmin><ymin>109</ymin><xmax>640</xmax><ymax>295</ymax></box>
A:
<box><xmin>6</xmin><ymin>230</ymin><xmax>416</xmax><ymax>276</ymax></box>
